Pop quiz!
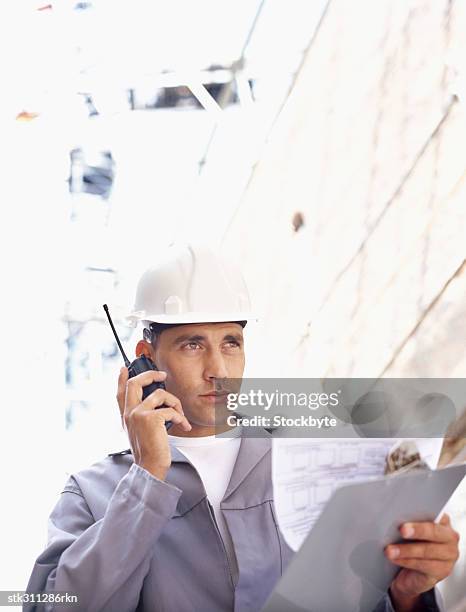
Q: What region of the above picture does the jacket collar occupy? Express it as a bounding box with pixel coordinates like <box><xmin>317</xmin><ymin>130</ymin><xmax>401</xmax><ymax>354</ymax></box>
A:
<box><xmin>168</xmin><ymin>431</ymin><xmax>272</xmax><ymax>511</ymax></box>
<box><xmin>223</xmin><ymin>433</ymin><xmax>271</xmax><ymax>501</ymax></box>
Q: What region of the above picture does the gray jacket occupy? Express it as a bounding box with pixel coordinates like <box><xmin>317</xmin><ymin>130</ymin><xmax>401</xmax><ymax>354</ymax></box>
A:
<box><xmin>25</xmin><ymin>437</ymin><xmax>441</xmax><ymax>612</ymax></box>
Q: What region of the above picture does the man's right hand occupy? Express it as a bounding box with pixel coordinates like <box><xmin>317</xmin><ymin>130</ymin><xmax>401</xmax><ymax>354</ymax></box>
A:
<box><xmin>117</xmin><ymin>367</ymin><xmax>192</xmax><ymax>481</ymax></box>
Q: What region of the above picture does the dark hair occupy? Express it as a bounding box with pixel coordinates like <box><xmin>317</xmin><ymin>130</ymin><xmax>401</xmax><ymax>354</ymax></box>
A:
<box><xmin>142</xmin><ymin>322</ymin><xmax>175</xmax><ymax>345</ymax></box>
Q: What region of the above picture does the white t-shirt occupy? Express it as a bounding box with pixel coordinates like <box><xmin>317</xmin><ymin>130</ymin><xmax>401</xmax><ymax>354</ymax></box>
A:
<box><xmin>168</xmin><ymin>430</ymin><xmax>242</xmax><ymax>576</ymax></box>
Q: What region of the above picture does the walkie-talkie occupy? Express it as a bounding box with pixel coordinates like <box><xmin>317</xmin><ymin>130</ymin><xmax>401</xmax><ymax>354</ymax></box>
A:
<box><xmin>103</xmin><ymin>304</ymin><xmax>172</xmax><ymax>430</ymax></box>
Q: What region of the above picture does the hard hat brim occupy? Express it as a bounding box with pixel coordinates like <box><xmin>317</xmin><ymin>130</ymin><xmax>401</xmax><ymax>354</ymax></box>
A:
<box><xmin>126</xmin><ymin>311</ymin><xmax>258</xmax><ymax>326</ymax></box>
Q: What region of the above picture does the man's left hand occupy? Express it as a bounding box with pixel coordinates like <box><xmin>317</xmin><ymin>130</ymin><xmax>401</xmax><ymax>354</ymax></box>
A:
<box><xmin>385</xmin><ymin>513</ymin><xmax>460</xmax><ymax>611</ymax></box>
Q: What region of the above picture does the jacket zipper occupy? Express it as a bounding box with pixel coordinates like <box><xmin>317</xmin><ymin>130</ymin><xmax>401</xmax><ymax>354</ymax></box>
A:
<box><xmin>206</xmin><ymin>500</ymin><xmax>235</xmax><ymax>590</ymax></box>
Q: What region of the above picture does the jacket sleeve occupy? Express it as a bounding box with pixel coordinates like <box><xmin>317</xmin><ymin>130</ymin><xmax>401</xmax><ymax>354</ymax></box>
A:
<box><xmin>24</xmin><ymin>463</ymin><xmax>182</xmax><ymax>612</ymax></box>
<box><xmin>373</xmin><ymin>587</ymin><xmax>445</xmax><ymax>612</ymax></box>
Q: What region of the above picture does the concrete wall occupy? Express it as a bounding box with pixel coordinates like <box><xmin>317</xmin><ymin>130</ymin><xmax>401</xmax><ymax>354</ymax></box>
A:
<box><xmin>223</xmin><ymin>1</ymin><xmax>466</xmax><ymax>607</ymax></box>
<box><xmin>225</xmin><ymin>0</ymin><xmax>465</xmax><ymax>379</ymax></box>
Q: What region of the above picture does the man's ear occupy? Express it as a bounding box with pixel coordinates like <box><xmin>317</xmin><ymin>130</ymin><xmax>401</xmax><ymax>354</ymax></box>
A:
<box><xmin>135</xmin><ymin>339</ymin><xmax>153</xmax><ymax>359</ymax></box>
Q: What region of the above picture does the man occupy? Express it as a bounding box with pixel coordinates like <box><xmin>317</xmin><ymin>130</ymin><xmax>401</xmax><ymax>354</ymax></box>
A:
<box><xmin>26</xmin><ymin>245</ymin><xmax>459</xmax><ymax>611</ymax></box>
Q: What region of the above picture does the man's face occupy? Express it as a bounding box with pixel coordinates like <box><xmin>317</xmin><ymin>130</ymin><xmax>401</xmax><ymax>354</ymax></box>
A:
<box><xmin>146</xmin><ymin>322</ymin><xmax>245</xmax><ymax>429</ymax></box>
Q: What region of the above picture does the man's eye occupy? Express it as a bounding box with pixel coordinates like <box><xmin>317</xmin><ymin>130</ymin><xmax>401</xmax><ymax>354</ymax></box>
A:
<box><xmin>225</xmin><ymin>341</ymin><xmax>241</xmax><ymax>349</ymax></box>
<box><xmin>184</xmin><ymin>342</ymin><xmax>201</xmax><ymax>350</ymax></box>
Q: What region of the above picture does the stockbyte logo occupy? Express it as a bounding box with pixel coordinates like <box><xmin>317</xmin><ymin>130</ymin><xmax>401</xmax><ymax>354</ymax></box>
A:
<box><xmin>216</xmin><ymin>378</ymin><xmax>463</xmax><ymax>439</ymax></box>
<box><xmin>226</xmin><ymin>389</ymin><xmax>341</xmax><ymax>411</ymax></box>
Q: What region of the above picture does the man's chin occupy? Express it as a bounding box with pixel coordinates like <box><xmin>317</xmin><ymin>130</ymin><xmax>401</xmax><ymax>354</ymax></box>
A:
<box><xmin>186</xmin><ymin>402</ymin><xmax>231</xmax><ymax>430</ymax></box>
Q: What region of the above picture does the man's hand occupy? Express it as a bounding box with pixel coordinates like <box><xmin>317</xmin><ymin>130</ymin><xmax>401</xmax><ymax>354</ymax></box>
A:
<box><xmin>385</xmin><ymin>513</ymin><xmax>460</xmax><ymax>611</ymax></box>
<box><xmin>117</xmin><ymin>367</ymin><xmax>191</xmax><ymax>481</ymax></box>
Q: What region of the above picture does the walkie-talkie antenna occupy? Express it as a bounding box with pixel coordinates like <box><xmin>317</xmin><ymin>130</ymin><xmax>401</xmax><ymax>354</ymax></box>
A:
<box><xmin>103</xmin><ymin>304</ymin><xmax>131</xmax><ymax>367</ymax></box>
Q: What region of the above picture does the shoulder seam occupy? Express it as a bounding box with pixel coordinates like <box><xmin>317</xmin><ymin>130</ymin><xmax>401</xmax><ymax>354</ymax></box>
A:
<box><xmin>62</xmin><ymin>478</ymin><xmax>96</xmax><ymax>522</ymax></box>
<box><xmin>62</xmin><ymin>487</ymin><xmax>85</xmax><ymax>498</ymax></box>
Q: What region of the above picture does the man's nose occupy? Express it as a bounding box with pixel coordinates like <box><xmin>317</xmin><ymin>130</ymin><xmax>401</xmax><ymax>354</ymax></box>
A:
<box><xmin>203</xmin><ymin>349</ymin><xmax>229</xmax><ymax>381</ymax></box>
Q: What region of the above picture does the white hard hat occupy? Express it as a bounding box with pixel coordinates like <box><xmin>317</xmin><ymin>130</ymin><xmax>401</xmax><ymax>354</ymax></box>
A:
<box><xmin>127</xmin><ymin>244</ymin><xmax>255</xmax><ymax>327</ymax></box>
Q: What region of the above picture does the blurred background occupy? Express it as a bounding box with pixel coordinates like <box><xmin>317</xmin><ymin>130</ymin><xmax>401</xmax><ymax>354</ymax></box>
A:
<box><xmin>1</xmin><ymin>0</ymin><xmax>466</xmax><ymax>609</ymax></box>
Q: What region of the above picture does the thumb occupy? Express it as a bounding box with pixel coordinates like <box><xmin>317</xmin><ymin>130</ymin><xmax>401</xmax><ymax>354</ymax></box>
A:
<box><xmin>439</xmin><ymin>513</ymin><xmax>451</xmax><ymax>526</ymax></box>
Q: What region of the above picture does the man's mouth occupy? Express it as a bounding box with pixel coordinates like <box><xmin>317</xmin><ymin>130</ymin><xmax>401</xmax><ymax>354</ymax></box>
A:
<box><xmin>199</xmin><ymin>390</ymin><xmax>231</xmax><ymax>404</ymax></box>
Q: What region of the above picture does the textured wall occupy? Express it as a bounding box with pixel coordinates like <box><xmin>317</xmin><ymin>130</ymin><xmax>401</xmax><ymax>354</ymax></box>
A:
<box><xmin>225</xmin><ymin>0</ymin><xmax>465</xmax><ymax>379</ymax></box>
<box><xmin>223</xmin><ymin>1</ymin><xmax>466</xmax><ymax>607</ymax></box>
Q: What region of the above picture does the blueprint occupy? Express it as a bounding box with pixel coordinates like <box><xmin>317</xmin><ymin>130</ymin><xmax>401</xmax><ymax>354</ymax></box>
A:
<box><xmin>272</xmin><ymin>437</ymin><xmax>444</xmax><ymax>551</ymax></box>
